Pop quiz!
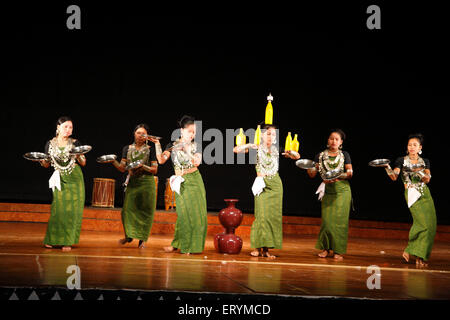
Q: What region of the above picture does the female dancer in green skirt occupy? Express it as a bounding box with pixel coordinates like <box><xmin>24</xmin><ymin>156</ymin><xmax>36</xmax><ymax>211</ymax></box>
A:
<box><xmin>307</xmin><ymin>129</ymin><xmax>353</xmax><ymax>261</ymax></box>
<box><xmin>111</xmin><ymin>124</ymin><xmax>158</xmax><ymax>249</ymax></box>
<box><xmin>39</xmin><ymin>116</ymin><xmax>86</xmax><ymax>252</ymax></box>
<box><xmin>234</xmin><ymin>123</ymin><xmax>300</xmax><ymax>259</ymax></box>
<box><xmin>383</xmin><ymin>133</ymin><xmax>436</xmax><ymax>267</ymax></box>
<box><xmin>155</xmin><ymin>115</ymin><xmax>208</xmax><ymax>255</ymax></box>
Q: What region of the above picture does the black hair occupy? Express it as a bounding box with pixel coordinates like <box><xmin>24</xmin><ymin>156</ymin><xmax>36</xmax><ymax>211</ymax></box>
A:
<box><xmin>178</xmin><ymin>115</ymin><xmax>195</xmax><ymax>128</ymax></box>
<box><xmin>329</xmin><ymin>128</ymin><xmax>346</xmax><ymax>141</ymax></box>
<box><xmin>56</xmin><ymin>116</ymin><xmax>72</xmax><ymax>126</ymax></box>
<box><xmin>408</xmin><ymin>133</ymin><xmax>424</xmax><ymax>145</ymax></box>
<box><xmin>133</xmin><ymin>123</ymin><xmax>150</xmax><ymax>136</ymax></box>
<box><xmin>259</xmin><ymin>121</ymin><xmax>277</xmax><ymax>131</ymax></box>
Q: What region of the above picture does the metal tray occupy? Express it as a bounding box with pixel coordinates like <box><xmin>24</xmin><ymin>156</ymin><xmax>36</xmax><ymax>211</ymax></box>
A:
<box><xmin>295</xmin><ymin>159</ymin><xmax>316</xmax><ymax>169</ymax></box>
<box><xmin>323</xmin><ymin>169</ymin><xmax>343</xmax><ymax>180</ymax></box>
<box><xmin>70</xmin><ymin>145</ymin><xmax>92</xmax><ymax>155</ymax></box>
<box><xmin>96</xmin><ymin>154</ymin><xmax>117</xmax><ymax>163</ymax></box>
<box><xmin>23</xmin><ymin>152</ymin><xmax>49</xmax><ymax>161</ymax></box>
<box><xmin>125</xmin><ymin>160</ymin><xmax>143</xmax><ymax>170</ymax></box>
<box><xmin>368</xmin><ymin>159</ymin><xmax>390</xmax><ymax>167</ymax></box>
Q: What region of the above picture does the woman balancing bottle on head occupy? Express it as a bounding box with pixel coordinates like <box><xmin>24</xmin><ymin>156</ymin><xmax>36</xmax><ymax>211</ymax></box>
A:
<box><xmin>307</xmin><ymin>129</ymin><xmax>353</xmax><ymax>261</ymax></box>
<box><xmin>383</xmin><ymin>133</ymin><xmax>436</xmax><ymax>267</ymax></box>
<box><xmin>154</xmin><ymin>115</ymin><xmax>208</xmax><ymax>255</ymax></box>
<box><xmin>110</xmin><ymin>124</ymin><xmax>158</xmax><ymax>249</ymax></box>
<box><xmin>234</xmin><ymin>123</ymin><xmax>300</xmax><ymax>259</ymax></box>
<box><xmin>39</xmin><ymin>116</ymin><xmax>86</xmax><ymax>252</ymax></box>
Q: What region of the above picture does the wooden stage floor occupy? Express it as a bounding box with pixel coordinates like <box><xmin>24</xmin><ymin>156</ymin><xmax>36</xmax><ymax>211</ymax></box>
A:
<box><xmin>0</xmin><ymin>221</ymin><xmax>449</xmax><ymax>300</ymax></box>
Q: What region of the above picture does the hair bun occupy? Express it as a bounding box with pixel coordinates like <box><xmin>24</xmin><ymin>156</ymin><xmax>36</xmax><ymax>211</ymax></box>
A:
<box><xmin>329</xmin><ymin>128</ymin><xmax>346</xmax><ymax>141</ymax></box>
<box><xmin>179</xmin><ymin>115</ymin><xmax>195</xmax><ymax>128</ymax></box>
<box><xmin>56</xmin><ymin>116</ymin><xmax>72</xmax><ymax>126</ymax></box>
<box><xmin>408</xmin><ymin>133</ymin><xmax>424</xmax><ymax>145</ymax></box>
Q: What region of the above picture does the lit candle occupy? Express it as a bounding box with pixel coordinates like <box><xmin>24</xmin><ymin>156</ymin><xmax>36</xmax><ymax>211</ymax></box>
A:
<box><xmin>265</xmin><ymin>93</ymin><xmax>273</xmax><ymax>125</ymax></box>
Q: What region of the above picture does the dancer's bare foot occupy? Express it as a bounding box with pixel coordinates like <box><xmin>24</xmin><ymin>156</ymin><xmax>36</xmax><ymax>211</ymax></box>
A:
<box><xmin>333</xmin><ymin>254</ymin><xmax>344</xmax><ymax>261</ymax></box>
<box><xmin>250</xmin><ymin>249</ymin><xmax>262</xmax><ymax>257</ymax></box>
<box><xmin>138</xmin><ymin>240</ymin><xmax>145</xmax><ymax>249</ymax></box>
<box><xmin>163</xmin><ymin>246</ymin><xmax>176</xmax><ymax>252</ymax></box>
<box><xmin>262</xmin><ymin>250</ymin><xmax>276</xmax><ymax>259</ymax></box>
<box><xmin>44</xmin><ymin>244</ymin><xmax>53</xmax><ymax>249</ymax></box>
<box><xmin>416</xmin><ymin>258</ymin><xmax>428</xmax><ymax>267</ymax></box>
<box><xmin>119</xmin><ymin>237</ymin><xmax>132</xmax><ymax>245</ymax></box>
<box><xmin>318</xmin><ymin>250</ymin><xmax>329</xmax><ymax>258</ymax></box>
<box><xmin>402</xmin><ymin>251</ymin><xmax>410</xmax><ymax>263</ymax></box>
<box><xmin>62</xmin><ymin>246</ymin><xmax>71</xmax><ymax>252</ymax></box>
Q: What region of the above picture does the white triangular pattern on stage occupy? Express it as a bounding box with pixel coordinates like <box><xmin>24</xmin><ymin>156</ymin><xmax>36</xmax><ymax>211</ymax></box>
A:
<box><xmin>9</xmin><ymin>292</ymin><xmax>19</xmax><ymax>300</ymax></box>
<box><xmin>51</xmin><ymin>291</ymin><xmax>61</xmax><ymax>300</ymax></box>
<box><xmin>28</xmin><ymin>290</ymin><xmax>39</xmax><ymax>300</ymax></box>
<box><xmin>74</xmin><ymin>292</ymin><xmax>83</xmax><ymax>300</ymax></box>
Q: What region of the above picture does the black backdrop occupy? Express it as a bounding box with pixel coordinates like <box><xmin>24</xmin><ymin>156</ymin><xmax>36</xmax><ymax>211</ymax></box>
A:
<box><xmin>1</xmin><ymin>3</ymin><xmax>449</xmax><ymax>224</ymax></box>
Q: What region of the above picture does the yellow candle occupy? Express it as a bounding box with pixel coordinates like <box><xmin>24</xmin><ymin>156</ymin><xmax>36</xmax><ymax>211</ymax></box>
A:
<box><xmin>265</xmin><ymin>93</ymin><xmax>274</xmax><ymax>125</ymax></box>
<box><xmin>236</xmin><ymin>128</ymin><xmax>246</xmax><ymax>146</ymax></box>
<box><xmin>265</xmin><ymin>103</ymin><xmax>273</xmax><ymax>125</ymax></box>
<box><xmin>291</xmin><ymin>134</ymin><xmax>299</xmax><ymax>152</ymax></box>
<box><xmin>254</xmin><ymin>125</ymin><xmax>261</xmax><ymax>145</ymax></box>
<box><xmin>285</xmin><ymin>132</ymin><xmax>292</xmax><ymax>151</ymax></box>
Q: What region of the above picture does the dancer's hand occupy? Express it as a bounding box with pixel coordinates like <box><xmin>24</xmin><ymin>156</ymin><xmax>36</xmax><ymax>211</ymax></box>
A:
<box><xmin>39</xmin><ymin>159</ymin><xmax>50</xmax><ymax>168</ymax></box>
<box><xmin>282</xmin><ymin>150</ymin><xmax>300</xmax><ymax>160</ymax></box>
<box><xmin>147</xmin><ymin>137</ymin><xmax>159</xmax><ymax>144</ymax></box>
<box><xmin>193</xmin><ymin>153</ymin><xmax>202</xmax><ymax>166</ymax></box>
<box><xmin>421</xmin><ymin>175</ymin><xmax>431</xmax><ymax>184</ymax></box>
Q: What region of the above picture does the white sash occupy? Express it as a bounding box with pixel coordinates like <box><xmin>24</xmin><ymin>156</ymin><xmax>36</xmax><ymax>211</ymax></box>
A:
<box><xmin>169</xmin><ymin>175</ymin><xmax>185</xmax><ymax>195</ymax></box>
<box><xmin>252</xmin><ymin>176</ymin><xmax>266</xmax><ymax>196</ymax></box>
<box><xmin>49</xmin><ymin>170</ymin><xmax>61</xmax><ymax>192</ymax></box>
<box><xmin>315</xmin><ymin>182</ymin><xmax>326</xmax><ymax>201</ymax></box>
<box><xmin>407</xmin><ymin>188</ymin><xmax>422</xmax><ymax>208</ymax></box>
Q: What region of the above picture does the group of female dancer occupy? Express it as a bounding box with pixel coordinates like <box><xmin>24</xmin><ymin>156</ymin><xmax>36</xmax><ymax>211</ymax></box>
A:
<box><xmin>38</xmin><ymin>116</ymin><xmax>437</xmax><ymax>267</ymax></box>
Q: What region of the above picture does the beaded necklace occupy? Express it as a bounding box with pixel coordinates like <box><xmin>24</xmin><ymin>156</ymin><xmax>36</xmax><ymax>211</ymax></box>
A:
<box><xmin>318</xmin><ymin>149</ymin><xmax>345</xmax><ymax>180</ymax></box>
<box><xmin>402</xmin><ymin>156</ymin><xmax>426</xmax><ymax>194</ymax></box>
<box><xmin>48</xmin><ymin>137</ymin><xmax>76</xmax><ymax>175</ymax></box>
<box><xmin>256</xmin><ymin>144</ymin><xmax>279</xmax><ymax>178</ymax></box>
<box><xmin>171</xmin><ymin>140</ymin><xmax>196</xmax><ymax>171</ymax></box>
<box><xmin>127</xmin><ymin>143</ymin><xmax>150</xmax><ymax>163</ymax></box>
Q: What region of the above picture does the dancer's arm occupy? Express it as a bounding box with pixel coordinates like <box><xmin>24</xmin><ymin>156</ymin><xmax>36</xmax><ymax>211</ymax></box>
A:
<box><xmin>233</xmin><ymin>143</ymin><xmax>257</xmax><ymax>153</ymax></box>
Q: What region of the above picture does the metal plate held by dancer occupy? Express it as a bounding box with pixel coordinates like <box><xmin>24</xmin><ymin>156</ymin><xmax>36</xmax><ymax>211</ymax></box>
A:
<box><xmin>404</xmin><ymin>163</ymin><xmax>426</xmax><ymax>172</ymax></box>
<box><xmin>125</xmin><ymin>160</ymin><xmax>143</xmax><ymax>170</ymax></box>
<box><xmin>295</xmin><ymin>159</ymin><xmax>316</xmax><ymax>169</ymax></box>
<box><xmin>23</xmin><ymin>152</ymin><xmax>50</xmax><ymax>162</ymax></box>
<box><xmin>96</xmin><ymin>154</ymin><xmax>117</xmax><ymax>163</ymax></box>
<box><xmin>70</xmin><ymin>145</ymin><xmax>92</xmax><ymax>155</ymax></box>
<box><xmin>324</xmin><ymin>169</ymin><xmax>342</xmax><ymax>180</ymax></box>
<box><xmin>165</xmin><ymin>142</ymin><xmax>188</xmax><ymax>152</ymax></box>
<box><xmin>141</xmin><ymin>134</ymin><xmax>162</xmax><ymax>140</ymax></box>
<box><xmin>368</xmin><ymin>159</ymin><xmax>390</xmax><ymax>167</ymax></box>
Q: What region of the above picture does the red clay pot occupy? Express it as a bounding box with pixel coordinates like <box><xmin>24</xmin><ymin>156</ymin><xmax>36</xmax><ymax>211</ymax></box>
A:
<box><xmin>215</xmin><ymin>199</ymin><xmax>243</xmax><ymax>254</ymax></box>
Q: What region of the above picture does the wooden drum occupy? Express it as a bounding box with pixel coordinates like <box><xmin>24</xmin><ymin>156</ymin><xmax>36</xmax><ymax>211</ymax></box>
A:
<box><xmin>164</xmin><ymin>178</ymin><xmax>176</xmax><ymax>210</ymax></box>
<box><xmin>92</xmin><ymin>178</ymin><xmax>115</xmax><ymax>208</ymax></box>
<box><xmin>154</xmin><ymin>176</ymin><xmax>158</xmax><ymax>202</ymax></box>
